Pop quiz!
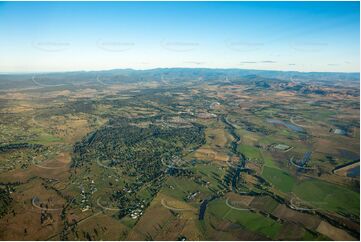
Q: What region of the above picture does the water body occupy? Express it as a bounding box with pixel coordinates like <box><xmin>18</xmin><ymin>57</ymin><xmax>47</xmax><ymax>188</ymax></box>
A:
<box><xmin>332</xmin><ymin>160</ymin><xmax>360</xmax><ymax>177</ymax></box>
<box><xmin>347</xmin><ymin>165</ymin><xmax>360</xmax><ymax>177</ymax></box>
<box><xmin>231</xmin><ymin>164</ymin><xmax>243</xmax><ymax>192</ymax></box>
<box><xmin>221</xmin><ymin>116</ymin><xmax>241</xmax><ymax>154</ymax></box>
<box><xmin>266</xmin><ymin>119</ymin><xmax>305</xmax><ymax>132</ymax></box>
<box><xmin>198</xmin><ymin>196</ymin><xmax>217</xmax><ymax>220</ymax></box>
<box><xmin>198</xmin><ymin>199</ymin><xmax>208</xmax><ymax>220</ymax></box>
<box><xmin>334</xmin><ymin>128</ymin><xmax>347</xmax><ymax>135</ymax></box>
<box><xmin>221</xmin><ymin>115</ymin><xmax>246</xmax><ymax>192</ymax></box>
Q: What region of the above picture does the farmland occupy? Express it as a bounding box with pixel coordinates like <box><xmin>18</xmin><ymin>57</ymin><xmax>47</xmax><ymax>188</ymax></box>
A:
<box><xmin>0</xmin><ymin>68</ymin><xmax>359</xmax><ymax>240</ymax></box>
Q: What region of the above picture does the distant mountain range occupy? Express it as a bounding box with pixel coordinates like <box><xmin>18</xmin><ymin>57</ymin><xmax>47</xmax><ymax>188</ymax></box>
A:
<box><xmin>0</xmin><ymin>68</ymin><xmax>359</xmax><ymax>91</ymax></box>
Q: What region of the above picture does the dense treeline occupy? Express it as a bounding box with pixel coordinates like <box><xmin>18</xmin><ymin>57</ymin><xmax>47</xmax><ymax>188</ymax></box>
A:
<box><xmin>0</xmin><ymin>143</ymin><xmax>43</xmax><ymax>153</ymax></box>
<box><xmin>0</xmin><ymin>187</ymin><xmax>12</xmax><ymax>218</ymax></box>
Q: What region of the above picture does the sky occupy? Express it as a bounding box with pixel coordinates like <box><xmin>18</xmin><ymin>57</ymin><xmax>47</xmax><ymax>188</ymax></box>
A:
<box><xmin>0</xmin><ymin>1</ymin><xmax>359</xmax><ymax>73</ymax></box>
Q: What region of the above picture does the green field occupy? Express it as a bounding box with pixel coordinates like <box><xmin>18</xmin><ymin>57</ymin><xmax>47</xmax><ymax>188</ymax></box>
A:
<box><xmin>208</xmin><ymin>199</ymin><xmax>283</xmax><ymax>239</ymax></box>
<box><xmin>293</xmin><ymin>179</ymin><xmax>360</xmax><ymax>216</ymax></box>
<box><xmin>262</xmin><ymin>166</ymin><xmax>295</xmax><ymax>193</ymax></box>
<box><xmin>238</xmin><ymin>144</ymin><xmax>262</xmax><ymax>161</ymax></box>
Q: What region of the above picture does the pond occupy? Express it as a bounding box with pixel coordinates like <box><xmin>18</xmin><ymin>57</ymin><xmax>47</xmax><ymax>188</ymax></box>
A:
<box><xmin>347</xmin><ymin>165</ymin><xmax>360</xmax><ymax>177</ymax></box>
<box><xmin>266</xmin><ymin>119</ymin><xmax>305</xmax><ymax>132</ymax></box>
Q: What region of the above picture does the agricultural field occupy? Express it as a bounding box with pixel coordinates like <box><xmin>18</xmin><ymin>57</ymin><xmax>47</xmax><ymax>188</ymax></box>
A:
<box><xmin>0</xmin><ymin>68</ymin><xmax>359</xmax><ymax>240</ymax></box>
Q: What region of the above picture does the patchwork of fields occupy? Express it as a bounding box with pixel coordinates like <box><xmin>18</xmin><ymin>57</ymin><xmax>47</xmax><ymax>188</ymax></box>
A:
<box><xmin>0</xmin><ymin>69</ymin><xmax>359</xmax><ymax>240</ymax></box>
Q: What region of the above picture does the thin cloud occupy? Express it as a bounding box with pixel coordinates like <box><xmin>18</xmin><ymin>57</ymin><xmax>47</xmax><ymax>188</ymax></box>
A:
<box><xmin>240</xmin><ymin>60</ymin><xmax>277</xmax><ymax>64</ymax></box>
<box><xmin>184</xmin><ymin>61</ymin><xmax>205</xmax><ymax>65</ymax></box>
<box><xmin>240</xmin><ymin>61</ymin><xmax>257</xmax><ymax>64</ymax></box>
<box><xmin>260</xmin><ymin>60</ymin><xmax>276</xmax><ymax>63</ymax></box>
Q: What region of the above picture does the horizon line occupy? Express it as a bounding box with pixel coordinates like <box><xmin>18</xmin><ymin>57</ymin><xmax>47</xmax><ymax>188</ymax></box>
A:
<box><xmin>0</xmin><ymin>67</ymin><xmax>360</xmax><ymax>75</ymax></box>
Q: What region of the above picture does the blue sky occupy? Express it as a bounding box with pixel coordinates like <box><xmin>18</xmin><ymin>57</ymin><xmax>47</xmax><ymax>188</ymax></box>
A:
<box><xmin>0</xmin><ymin>1</ymin><xmax>359</xmax><ymax>73</ymax></box>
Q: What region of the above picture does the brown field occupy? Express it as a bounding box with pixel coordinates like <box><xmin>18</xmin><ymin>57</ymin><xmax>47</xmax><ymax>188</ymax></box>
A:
<box><xmin>206</xmin><ymin>214</ymin><xmax>267</xmax><ymax>240</ymax></box>
<box><xmin>193</xmin><ymin>147</ymin><xmax>229</xmax><ymax>163</ymax></box>
<box><xmin>154</xmin><ymin>214</ymin><xmax>202</xmax><ymax>241</ymax></box>
<box><xmin>126</xmin><ymin>193</ymin><xmax>178</xmax><ymax>240</ymax></box>
<box><xmin>250</xmin><ymin>195</ymin><xmax>278</xmax><ymax>213</ymax></box>
<box><xmin>225</xmin><ymin>192</ymin><xmax>255</xmax><ymax>207</ymax></box>
<box><xmin>275</xmin><ymin>91</ymin><xmax>296</xmax><ymax>97</ymax></box>
<box><xmin>161</xmin><ymin>199</ymin><xmax>196</xmax><ymax>211</ymax></box>
<box><xmin>3</xmin><ymin>105</ymin><xmax>34</xmax><ymax>113</ymax></box>
<box><xmin>316</xmin><ymin>221</ymin><xmax>356</xmax><ymax>241</ymax></box>
<box><xmin>64</xmin><ymin>212</ymin><xmax>129</xmax><ymax>240</ymax></box>
<box><xmin>206</xmin><ymin>128</ymin><xmax>232</xmax><ymax>148</ymax></box>
<box><xmin>276</xmin><ymin>222</ymin><xmax>307</xmax><ymax>240</ymax></box>
<box><xmin>272</xmin><ymin>204</ymin><xmax>321</xmax><ymax>230</ymax></box>
<box><xmin>33</xmin><ymin>114</ymin><xmax>98</xmax><ymax>143</ymax></box>
<box><xmin>0</xmin><ymin>152</ymin><xmax>71</xmax><ymax>185</ymax></box>
<box><xmin>126</xmin><ymin>192</ymin><xmax>202</xmax><ymax>241</ymax></box>
<box><xmin>0</xmin><ymin>179</ymin><xmax>65</xmax><ymax>240</ymax></box>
